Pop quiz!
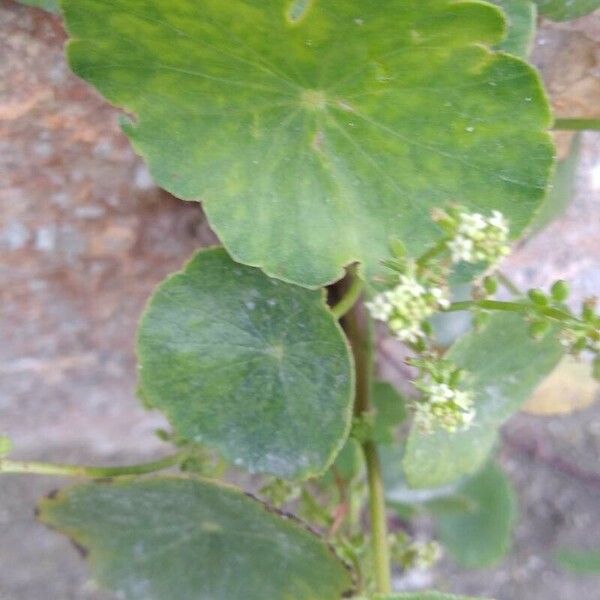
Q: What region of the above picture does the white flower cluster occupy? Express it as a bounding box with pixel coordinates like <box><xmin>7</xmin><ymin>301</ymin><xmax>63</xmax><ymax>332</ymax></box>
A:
<box><xmin>446</xmin><ymin>210</ymin><xmax>510</xmax><ymax>265</ymax></box>
<box><xmin>406</xmin><ymin>540</ymin><xmax>443</xmax><ymax>570</ymax></box>
<box><xmin>414</xmin><ymin>381</ymin><xmax>475</xmax><ymax>433</ymax></box>
<box><xmin>391</xmin><ymin>533</ymin><xmax>443</xmax><ymax>570</ymax></box>
<box><xmin>366</xmin><ymin>274</ymin><xmax>449</xmax><ymax>344</ymax></box>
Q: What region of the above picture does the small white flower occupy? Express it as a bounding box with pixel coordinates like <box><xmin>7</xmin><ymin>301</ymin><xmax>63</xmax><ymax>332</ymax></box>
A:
<box><xmin>448</xmin><ymin>236</ymin><xmax>474</xmax><ymax>262</ymax></box>
<box><xmin>447</xmin><ymin>208</ymin><xmax>511</xmax><ymax>265</ymax></box>
<box><xmin>489</xmin><ymin>210</ymin><xmax>509</xmax><ymax>233</ymax></box>
<box><xmin>368</xmin><ymin>273</ymin><xmax>450</xmax><ymax>344</ymax></box>
<box><xmin>430</xmin><ymin>287</ymin><xmax>450</xmax><ymax>309</ymax></box>
<box><xmin>415</xmin><ymin>381</ymin><xmax>475</xmax><ymax>433</ymax></box>
<box><xmin>366</xmin><ymin>295</ymin><xmax>393</xmax><ymax>321</ymax></box>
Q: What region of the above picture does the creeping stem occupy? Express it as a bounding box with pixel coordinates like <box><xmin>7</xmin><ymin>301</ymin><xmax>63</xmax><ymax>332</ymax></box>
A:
<box><xmin>344</xmin><ymin>297</ymin><xmax>392</xmax><ymax>594</ymax></box>
<box><xmin>0</xmin><ymin>452</ymin><xmax>184</xmax><ymax>478</ymax></box>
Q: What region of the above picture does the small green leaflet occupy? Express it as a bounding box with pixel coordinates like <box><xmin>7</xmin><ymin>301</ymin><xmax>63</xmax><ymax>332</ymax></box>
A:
<box><xmin>137</xmin><ymin>248</ymin><xmax>354</xmax><ymax>480</ymax></box>
<box><xmin>556</xmin><ymin>549</ymin><xmax>600</xmax><ymax>574</ymax></box>
<box><xmin>62</xmin><ymin>0</ymin><xmax>553</xmax><ymax>288</ymax></box>
<box><xmin>38</xmin><ymin>478</ymin><xmax>354</xmax><ymax>600</ymax></box>
<box><xmin>403</xmin><ymin>313</ymin><xmax>564</xmax><ymax>488</ymax></box>
<box><xmin>436</xmin><ymin>464</ymin><xmax>517</xmax><ymax>567</ymax></box>
<box><xmin>534</xmin><ymin>0</ymin><xmax>600</xmax><ymax>20</ymax></box>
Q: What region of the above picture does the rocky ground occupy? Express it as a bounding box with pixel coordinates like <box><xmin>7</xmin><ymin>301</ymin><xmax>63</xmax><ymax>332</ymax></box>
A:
<box><xmin>0</xmin><ymin>2</ymin><xmax>598</xmax><ymax>598</ymax></box>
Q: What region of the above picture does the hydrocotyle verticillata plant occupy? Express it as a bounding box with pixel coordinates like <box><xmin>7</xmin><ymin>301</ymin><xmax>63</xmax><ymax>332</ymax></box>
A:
<box><xmin>3</xmin><ymin>1</ymin><xmax>600</xmax><ymax>598</ymax></box>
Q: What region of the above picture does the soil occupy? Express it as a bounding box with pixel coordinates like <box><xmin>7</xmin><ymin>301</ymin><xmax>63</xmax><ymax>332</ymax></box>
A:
<box><xmin>0</xmin><ymin>2</ymin><xmax>598</xmax><ymax>598</ymax></box>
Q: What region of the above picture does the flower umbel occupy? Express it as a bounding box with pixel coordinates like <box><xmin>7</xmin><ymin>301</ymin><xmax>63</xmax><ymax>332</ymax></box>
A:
<box><xmin>390</xmin><ymin>533</ymin><xmax>443</xmax><ymax>570</ymax></box>
<box><xmin>366</xmin><ymin>273</ymin><xmax>449</xmax><ymax>344</ymax></box>
<box><xmin>437</xmin><ymin>207</ymin><xmax>510</xmax><ymax>265</ymax></box>
<box><xmin>412</xmin><ymin>358</ymin><xmax>475</xmax><ymax>433</ymax></box>
<box><xmin>414</xmin><ymin>382</ymin><xmax>475</xmax><ymax>433</ymax></box>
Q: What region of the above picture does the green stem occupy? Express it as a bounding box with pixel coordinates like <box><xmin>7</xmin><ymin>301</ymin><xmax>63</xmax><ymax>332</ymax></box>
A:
<box><xmin>553</xmin><ymin>118</ymin><xmax>600</xmax><ymax>131</ymax></box>
<box><xmin>363</xmin><ymin>440</ymin><xmax>391</xmax><ymax>593</ymax></box>
<box><xmin>344</xmin><ymin>304</ymin><xmax>391</xmax><ymax>594</ymax></box>
<box><xmin>0</xmin><ymin>453</ymin><xmax>183</xmax><ymax>478</ymax></box>
<box><xmin>447</xmin><ymin>299</ymin><xmax>575</xmax><ymax>322</ymax></box>
<box><xmin>416</xmin><ymin>238</ymin><xmax>448</xmax><ymax>273</ymax></box>
<box><xmin>331</xmin><ymin>270</ymin><xmax>364</xmax><ymax>320</ymax></box>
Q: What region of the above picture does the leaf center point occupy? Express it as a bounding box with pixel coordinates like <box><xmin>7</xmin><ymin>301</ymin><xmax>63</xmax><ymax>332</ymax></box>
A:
<box><xmin>300</xmin><ymin>89</ymin><xmax>327</xmax><ymax>111</ymax></box>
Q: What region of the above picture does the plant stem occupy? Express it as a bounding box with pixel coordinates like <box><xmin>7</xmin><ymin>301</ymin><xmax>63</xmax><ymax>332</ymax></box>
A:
<box><xmin>447</xmin><ymin>299</ymin><xmax>575</xmax><ymax>322</ymax></box>
<box><xmin>553</xmin><ymin>118</ymin><xmax>600</xmax><ymax>131</ymax></box>
<box><xmin>416</xmin><ymin>238</ymin><xmax>448</xmax><ymax>273</ymax></box>
<box><xmin>363</xmin><ymin>439</ymin><xmax>391</xmax><ymax>593</ymax></box>
<box><xmin>0</xmin><ymin>452</ymin><xmax>183</xmax><ymax>478</ymax></box>
<box><xmin>344</xmin><ymin>304</ymin><xmax>392</xmax><ymax>594</ymax></box>
<box><xmin>331</xmin><ymin>269</ymin><xmax>364</xmax><ymax>320</ymax></box>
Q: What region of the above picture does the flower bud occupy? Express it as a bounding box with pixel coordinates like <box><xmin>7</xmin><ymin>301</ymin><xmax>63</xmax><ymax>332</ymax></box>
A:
<box><xmin>528</xmin><ymin>289</ymin><xmax>548</xmax><ymax>306</ymax></box>
<box><xmin>0</xmin><ymin>436</ymin><xmax>11</xmax><ymax>457</ymax></box>
<box><xmin>550</xmin><ymin>280</ymin><xmax>569</xmax><ymax>302</ymax></box>
<box><xmin>483</xmin><ymin>276</ymin><xmax>498</xmax><ymax>295</ymax></box>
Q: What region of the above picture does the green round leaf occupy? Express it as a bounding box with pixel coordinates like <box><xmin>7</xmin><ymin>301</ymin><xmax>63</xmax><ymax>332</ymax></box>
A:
<box><xmin>436</xmin><ymin>464</ymin><xmax>517</xmax><ymax>567</ymax></box>
<box><xmin>534</xmin><ymin>0</ymin><xmax>600</xmax><ymax>21</ymax></box>
<box><xmin>62</xmin><ymin>0</ymin><xmax>553</xmax><ymax>287</ymax></box>
<box><xmin>403</xmin><ymin>313</ymin><xmax>564</xmax><ymax>488</ymax></box>
<box><xmin>137</xmin><ymin>248</ymin><xmax>353</xmax><ymax>480</ymax></box>
<box><xmin>39</xmin><ymin>478</ymin><xmax>354</xmax><ymax>600</ymax></box>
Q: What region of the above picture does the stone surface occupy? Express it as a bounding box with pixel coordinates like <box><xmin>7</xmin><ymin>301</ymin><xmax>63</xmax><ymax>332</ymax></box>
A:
<box><xmin>0</xmin><ymin>2</ymin><xmax>598</xmax><ymax>599</ymax></box>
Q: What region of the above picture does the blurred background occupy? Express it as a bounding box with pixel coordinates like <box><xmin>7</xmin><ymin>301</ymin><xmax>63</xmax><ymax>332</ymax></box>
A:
<box><xmin>1</xmin><ymin>1</ymin><xmax>599</xmax><ymax>598</ymax></box>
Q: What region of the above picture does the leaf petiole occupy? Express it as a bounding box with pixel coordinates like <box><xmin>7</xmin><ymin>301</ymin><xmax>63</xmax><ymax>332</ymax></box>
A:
<box><xmin>0</xmin><ymin>452</ymin><xmax>184</xmax><ymax>478</ymax></box>
<box><xmin>553</xmin><ymin>118</ymin><xmax>600</xmax><ymax>131</ymax></box>
<box><xmin>447</xmin><ymin>299</ymin><xmax>576</xmax><ymax>322</ymax></box>
<box><xmin>331</xmin><ymin>270</ymin><xmax>364</xmax><ymax>320</ymax></box>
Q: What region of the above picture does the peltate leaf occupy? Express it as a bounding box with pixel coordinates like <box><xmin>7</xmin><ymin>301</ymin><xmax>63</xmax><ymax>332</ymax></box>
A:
<box><xmin>62</xmin><ymin>0</ymin><xmax>553</xmax><ymax>287</ymax></box>
<box><xmin>534</xmin><ymin>0</ymin><xmax>600</xmax><ymax>20</ymax></box>
<box><xmin>137</xmin><ymin>248</ymin><xmax>354</xmax><ymax>480</ymax></box>
<box><xmin>38</xmin><ymin>478</ymin><xmax>354</xmax><ymax>600</ymax></box>
<box><xmin>403</xmin><ymin>313</ymin><xmax>564</xmax><ymax>488</ymax></box>
<box><xmin>436</xmin><ymin>463</ymin><xmax>517</xmax><ymax>567</ymax></box>
<box><xmin>490</xmin><ymin>1</ymin><xmax>537</xmax><ymax>57</ymax></box>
